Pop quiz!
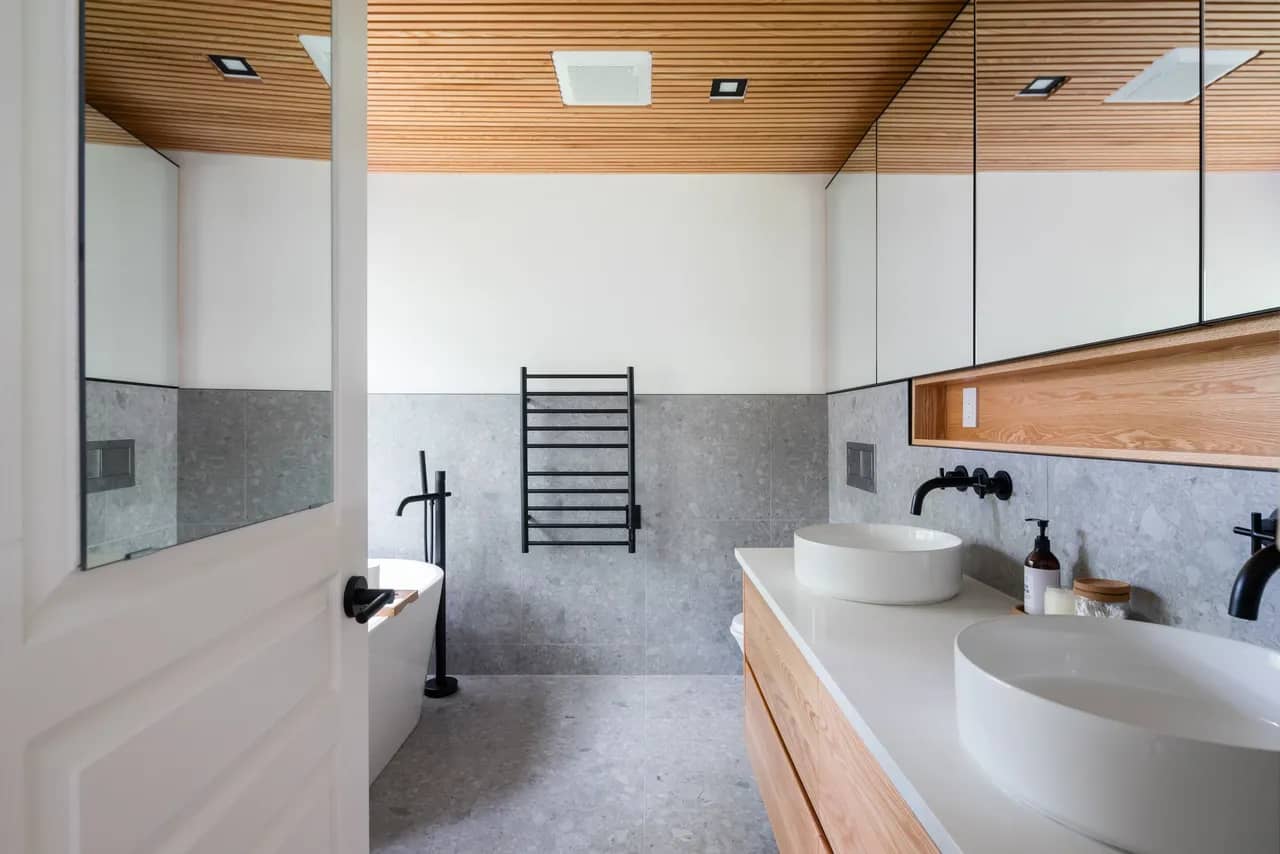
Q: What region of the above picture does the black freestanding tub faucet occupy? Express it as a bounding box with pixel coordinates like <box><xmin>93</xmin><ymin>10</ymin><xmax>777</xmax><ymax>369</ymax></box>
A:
<box><xmin>396</xmin><ymin>450</ymin><xmax>458</xmax><ymax>698</ymax></box>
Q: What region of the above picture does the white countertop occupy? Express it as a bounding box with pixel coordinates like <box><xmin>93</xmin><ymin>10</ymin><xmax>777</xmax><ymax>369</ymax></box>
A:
<box><xmin>736</xmin><ymin>547</ymin><xmax>1111</xmax><ymax>854</ymax></box>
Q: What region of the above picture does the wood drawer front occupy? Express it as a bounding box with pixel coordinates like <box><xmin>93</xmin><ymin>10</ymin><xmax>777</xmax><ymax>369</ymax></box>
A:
<box><xmin>745</xmin><ymin>661</ymin><xmax>833</xmax><ymax>854</ymax></box>
<box><xmin>743</xmin><ymin>575</ymin><xmax>823</xmax><ymax>792</ymax></box>
<box><xmin>743</xmin><ymin>576</ymin><xmax>938</xmax><ymax>854</ymax></box>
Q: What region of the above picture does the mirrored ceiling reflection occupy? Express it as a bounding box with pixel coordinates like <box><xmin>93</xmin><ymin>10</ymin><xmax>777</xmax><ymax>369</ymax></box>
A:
<box><xmin>82</xmin><ymin>0</ymin><xmax>333</xmax><ymax>569</ymax></box>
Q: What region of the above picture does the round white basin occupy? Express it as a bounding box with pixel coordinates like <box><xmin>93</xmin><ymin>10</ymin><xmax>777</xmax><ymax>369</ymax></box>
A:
<box><xmin>956</xmin><ymin>617</ymin><xmax>1280</xmax><ymax>854</ymax></box>
<box><xmin>793</xmin><ymin>523</ymin><xmax>962</xmax><ymax>604</ymax></box>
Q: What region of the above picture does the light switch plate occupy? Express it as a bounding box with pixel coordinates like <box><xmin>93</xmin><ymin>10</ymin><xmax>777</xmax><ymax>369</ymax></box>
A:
<box><xmin>962</xmin><ymin>387</ymin><xmax>978</xmax><ymax>428</ymax></box>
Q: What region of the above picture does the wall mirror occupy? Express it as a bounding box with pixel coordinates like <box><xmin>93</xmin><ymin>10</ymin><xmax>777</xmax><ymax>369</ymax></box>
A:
<box><xmin>974</xmin><ymin>0</ymin><xmax>1201</xmax><ymax>363</ymax></box>
<box><xmin>875</xmin><ymin>1</ymin><xmax>974</xmax><ymax>382</ymax></box>
<box><xmin>82</xmin><ymin>0</ymin><xmax>333</xmax><ymax>569</ymax></box>
<box><xmin>1203</xmin><ymin>0</ymin><xmax>1279</xmax><ymax>320</ymax></box>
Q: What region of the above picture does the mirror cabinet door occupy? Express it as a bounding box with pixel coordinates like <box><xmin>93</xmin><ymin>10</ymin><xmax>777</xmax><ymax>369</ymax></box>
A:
<box><xmin>82</xmin><ymin>1</ymin><xmax>333</xmax><ymax>569</ymax></box>
<box><xmin>1203</xmin><ymin>1</ymin><xmax>1279</xmax><ymax>320</ymax></box>
<box><xmin>876</xmin><ymin>1</ymin><xmax>974</xmax><ymax>382</ymax></box>
<box><xmin>974</xmin><ymin>0</ymin><xmax>1201</xmax><ymax>364</ymax></box>
<box><xmin>826</xmin><ymin>125</ymin><xmax>878</xmax><ymax>391</ymax></box>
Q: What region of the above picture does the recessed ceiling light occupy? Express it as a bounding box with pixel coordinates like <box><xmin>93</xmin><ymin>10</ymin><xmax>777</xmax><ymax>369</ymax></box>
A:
<box><xmin>552</xmin><ymin>51</ymin><xmax>652</xmax><ymax>106</ymax></box>
<box><xmin>710</xmin><ymin>78</ymin><xmax>748</xmax><ymax>101</ymax></box>
<box><xmin>1106</xmin><ymin>47</ymin><xmax>1259</xmax><ymax>103</ymax></box>
<box><xmin>299</xmin><ymin>35</ymin><xmax>332</xmax><ymax>86</ymax></box>
<box><xmin>1016</xmin><ymin>76</ymin><xmax>1067</xmax><ymax>97</ymax></box>
<box><xmin>209</xmin><ymin>54</ymin><xmax>260</xmax><ymax>80</ymax></box>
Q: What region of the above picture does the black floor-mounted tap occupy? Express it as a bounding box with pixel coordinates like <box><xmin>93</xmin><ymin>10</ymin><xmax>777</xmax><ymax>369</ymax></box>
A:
<box><xmin>910</xmin><ymin>465</ymin><xmax>1013</xmax><ymax>516</ymax></box>
<box><xmin>1228</xmin><ymin>510</ymin><xmax>1278</xmax><ymax>621</ymax></box>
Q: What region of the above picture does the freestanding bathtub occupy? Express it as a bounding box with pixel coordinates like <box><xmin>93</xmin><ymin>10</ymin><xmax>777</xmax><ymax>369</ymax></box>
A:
<box><xmin>366</xmin><ymin>558</ymin><xmax>444</xmax><ymax>782</ymax></box>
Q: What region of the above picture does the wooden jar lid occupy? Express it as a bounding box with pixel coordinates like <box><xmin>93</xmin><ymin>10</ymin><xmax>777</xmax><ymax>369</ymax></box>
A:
<box><xmin>1073</xmin><ymin>578</ymin><xmax>1131</xmax><ymax>603</ymax></box>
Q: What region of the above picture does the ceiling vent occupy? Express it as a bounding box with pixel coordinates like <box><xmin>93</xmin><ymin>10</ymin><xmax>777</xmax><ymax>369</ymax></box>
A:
<box><xmin>1106</xmin><ymin>46</ymin><xmax>1259</xmax><ymax>103</ymax></box>
<box><xmin>552</xmin><ymin>51</ymin><xmax>652</xmax><ymax>106</ymax></box>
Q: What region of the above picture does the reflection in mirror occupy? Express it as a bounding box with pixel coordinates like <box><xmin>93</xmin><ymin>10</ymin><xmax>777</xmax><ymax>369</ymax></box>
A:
<box><xmin>876</xmin><ymin>2</ymin><xmax>974</xmax><ymax>381</ymax></box>
<box><xmin>82</xmin><ymin>0</ymin><xmax>333</xmax><ymax>569</ymax></box>
<box><xmin>1204</xmin><ymin>1</ymin><xmax>1279</xmax><ymax>319</ymax></box>
<box><xmin>826</xmin><ymin>126</ymin><xmax>877</xmax><ymax>391</ymax></box>
<box><xmin>974</xmin><ymin>0</ymin><xmax>1200</xmax><ymax>363</ymax></box>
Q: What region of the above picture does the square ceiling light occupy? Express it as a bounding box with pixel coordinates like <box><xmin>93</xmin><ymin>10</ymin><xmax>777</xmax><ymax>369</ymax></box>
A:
<box><xmin>209</xmin><ymin>54</ymin><xmax>260</xmax><ymax>80</ymax></box>
<box><xmin>1106</xmin><ymin>46</ymin><xmax>1260</xmax><ymax>103</ymax></box>
<box><xmin>1016</xmin><ymin>76</ymin><xmax>1068</xmax><ymax>97</ymax></box>
<box><xmin>710</xmin><ymin>78</ymin><xmax>748</xmax><ymax>100</ymax></box>
<box><xmin>552</xmin><ymin>51</ymin><xmax>652</xmax><ymax>106</ymax></box>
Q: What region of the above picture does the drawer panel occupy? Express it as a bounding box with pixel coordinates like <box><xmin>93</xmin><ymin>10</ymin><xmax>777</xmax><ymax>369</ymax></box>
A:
<box><xmin>743</xmin><ymin>575</ymin><xmax>822</xmax><ymax>793</ymax></box>
<box><xmin>743</xmin><ymin>574</ymin><xmax>937</xmax><ymax>854</ymax></box>
<box><xmin>744</xmin><ymin>660</ymin><xmax>832</xmax><ymax>854</ymax></box>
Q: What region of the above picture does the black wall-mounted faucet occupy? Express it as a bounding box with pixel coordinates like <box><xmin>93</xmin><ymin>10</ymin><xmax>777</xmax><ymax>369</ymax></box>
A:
<box><xmin>1228</xmin><ymin>510</ymin><xmax>1278</xmax><ymax>621</ymax></box>
<box><xmin>910</xmin><ymin>465</ymin><xmax>1013</xmax><ymax>516</ymax></box>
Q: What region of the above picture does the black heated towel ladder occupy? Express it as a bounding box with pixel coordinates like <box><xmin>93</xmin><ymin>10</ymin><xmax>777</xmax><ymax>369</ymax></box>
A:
<box><xmin>521</xmin><ymin>367</ymin><xmax>640</xmax><ymax>552</ymax></box>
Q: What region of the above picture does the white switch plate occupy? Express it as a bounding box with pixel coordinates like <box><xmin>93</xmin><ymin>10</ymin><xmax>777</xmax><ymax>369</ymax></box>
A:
<box><xmin>962</xmin><ymin>387</ymin><xmax>978</xmax><ymax>428</ymax></box>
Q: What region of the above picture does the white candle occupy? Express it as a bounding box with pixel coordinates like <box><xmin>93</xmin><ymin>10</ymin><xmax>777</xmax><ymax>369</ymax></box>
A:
<box><xmin>1043</xmin><ymin>586</ymin><xmax>1075</xmax><ymax>616</ymax></box>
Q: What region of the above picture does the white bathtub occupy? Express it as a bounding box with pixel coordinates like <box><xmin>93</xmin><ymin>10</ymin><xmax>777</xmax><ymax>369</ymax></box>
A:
<box><xmin>366</xmin><ymin>558</ymin><xmax>444</xmax><ymax>782</ymax></box>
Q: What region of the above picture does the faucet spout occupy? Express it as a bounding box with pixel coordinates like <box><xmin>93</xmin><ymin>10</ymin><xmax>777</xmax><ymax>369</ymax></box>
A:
<box><xmin>1228</xmin><ymin>544</ymin><xmax>1280</xmax><ymax>621</ymax></box>
<box><xmin>396</xmin><ymin>494</ymin><xmax>427</xmax><ymax>517</ymax></box>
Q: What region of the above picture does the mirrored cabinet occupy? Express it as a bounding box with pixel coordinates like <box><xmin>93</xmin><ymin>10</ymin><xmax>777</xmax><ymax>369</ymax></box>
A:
<box><xmin>974</xmin><ymin>0</ymin><xmax>1200</xmax><ymax>364</ymax></box>
<box><xmin>1203</xmin><ymin>0</ymin><xmax>1280</xmax><ymax>320</ymax></box>
<box><xmin>825</xmin><ymin>126</ymin><xmax>877</xmax><ymax>391</ymax></box>
<box><xmin>876</xmin><ymin>1</ymin><xmax>974</xmax><ymax>382</ymax></box>
<box><xmin>823</xmin><ymin>0</ymin><xmax>1273</xmax><ymax>392</ymax></box>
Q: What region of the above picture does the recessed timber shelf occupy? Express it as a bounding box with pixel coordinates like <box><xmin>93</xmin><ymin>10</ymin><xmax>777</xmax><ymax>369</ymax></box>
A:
<box><xmin>910</xmin><ymin>314</ymin><xmax>1280</xmax><ymax>470</ymax></box>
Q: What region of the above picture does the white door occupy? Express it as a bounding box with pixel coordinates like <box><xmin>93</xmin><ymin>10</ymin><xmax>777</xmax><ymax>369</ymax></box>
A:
<box><xmin>0</xmin><ymin>1</ymin><xmax>370</xmax><ymax>852</ymax></box>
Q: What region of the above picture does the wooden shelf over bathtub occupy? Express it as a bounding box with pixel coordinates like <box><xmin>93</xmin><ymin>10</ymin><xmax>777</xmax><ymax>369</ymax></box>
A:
<box><xmin>910</xmin><ymin>313</ymin><xmax>1280</xmax><ymax>470</ymax></box>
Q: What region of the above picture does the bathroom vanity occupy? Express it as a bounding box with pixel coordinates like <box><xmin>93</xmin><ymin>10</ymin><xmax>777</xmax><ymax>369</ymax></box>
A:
<box><xmin>737</xmin><ymin>548</ymin><xmax>1109</xmax><ymax>854</ymax></box>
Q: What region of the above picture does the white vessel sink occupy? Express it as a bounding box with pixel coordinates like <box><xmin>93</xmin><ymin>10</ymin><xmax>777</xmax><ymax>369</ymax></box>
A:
<box><xmin>956</xmin><ymin>617</ymin><xmax>1280</xmax><ymax>854</ymax></box>
<box><xmin>793</xmin><ymin>523</ymin><xmax>962</xmax><ymax>604</ymax></box>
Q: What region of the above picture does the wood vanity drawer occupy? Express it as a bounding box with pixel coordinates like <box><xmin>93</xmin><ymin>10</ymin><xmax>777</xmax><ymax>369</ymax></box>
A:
<box><xmin>744</xmin><ymin>575</ymin><xmax>938</xmax><ymax>854</ymax></box>
<box><xmin>745</xmin><ymin>660</ymin><xmax>832</xmax><ymax>854</ymax></box>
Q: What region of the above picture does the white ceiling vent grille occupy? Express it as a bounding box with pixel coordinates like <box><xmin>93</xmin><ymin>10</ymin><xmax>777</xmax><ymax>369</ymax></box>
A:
<box><xmin>1106</xmin><ymin>46</ymin><xmax>1259</xmax><ymax>103</ymax></box>
<box><xmin>552</xmin><ymin>51</ymin><xmax>652</xmax><ymax>106</ymax></box>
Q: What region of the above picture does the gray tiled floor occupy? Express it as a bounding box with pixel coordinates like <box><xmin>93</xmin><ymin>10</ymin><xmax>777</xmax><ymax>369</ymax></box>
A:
<box><xmin>370</xmin><ymin>675</ymin><xmax>778</xmax><ymax>854</ymax></box>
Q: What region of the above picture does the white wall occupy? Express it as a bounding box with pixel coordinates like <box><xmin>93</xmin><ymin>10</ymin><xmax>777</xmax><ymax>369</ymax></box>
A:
<box><xmin>1204</xmin><ymin>170</ymin><xmax>1280</xmax><ymax>320</ymax></box>
<box><xmin>173</xmin><ymin>151</ymin><xmax>332</xmax><ymax>390</ymax></box>
<box><xmin>976</xmin><ymin>171</ymin><xmax>1199</xmax><ymax>364</ymax></box>
<box><xmin>84</xmin><ymin>142</ymin><xmax>179</xmax><ymax>386</ymax></box>
<box><xmin>826</xmin><ymin>170</ymin><xmax>876</xmax><ymax>391</ymax></box>
<box><xmin>367</xmin><ymin>173</ymin><xmax>826</xmax><ymax>394</ymax></box>
<box><xmin>876</xmin><ymin>173</ymin><xmax>974</xmax><ymax>381</ymax></box>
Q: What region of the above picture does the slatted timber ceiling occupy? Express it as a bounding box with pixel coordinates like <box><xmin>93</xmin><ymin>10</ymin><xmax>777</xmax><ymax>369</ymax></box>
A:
<box><xmin>976</xmin><ymin>0</ymin><xmax>1201</xmax><ymax>172</ymax></box>
<box><xmin>84</xmin><ymin>0</ymin><xmax>331</xmax><ymax>161</ymax></box>
<box><xmin>84</xmin><ymin>104</ymin><xmax>144</xmax><ymax>147</ymax></box>
<box><xmin>838</xmin><ymin>122</ymin><xmax>876</xmax><ymax>174</ymax></box>
<box><xmin>1206</xmin><ymin>1</ymin><xmax>1280</xmax><ymax>171</ymax></box>
<box><xmin>877</xmin><ymin>1</ymin><xmax>972</xmax><ymax>174</ymax></box>
<box><xmin>368</xmin><ymin>1</ymin><xmax>969</xmax><ymax>172</ymax></box>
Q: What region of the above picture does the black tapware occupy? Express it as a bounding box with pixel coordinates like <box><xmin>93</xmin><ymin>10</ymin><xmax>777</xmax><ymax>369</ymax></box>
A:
<box><xmin>395</xmin><ymin>451</ymin><xmax>458</xmax><ymax>698</ymax></box>
<box><xmin>521</xmin><ymin>367</ymin><xmax>641</xmax><ymax>553</ymax></box>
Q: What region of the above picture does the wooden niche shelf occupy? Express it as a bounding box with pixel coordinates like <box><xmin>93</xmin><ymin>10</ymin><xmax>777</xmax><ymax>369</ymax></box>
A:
<box><xmin>911</xmin><ymin>314</ymin><xmax>1280</xmax><ymax>470</ymax></box>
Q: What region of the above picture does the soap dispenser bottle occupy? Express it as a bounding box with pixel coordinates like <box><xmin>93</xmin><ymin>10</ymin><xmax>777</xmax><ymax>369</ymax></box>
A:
<box><xmin>1023</xmin><ymin>518</ymin><xmax>1061</xmax><ymax>615</ymax></box>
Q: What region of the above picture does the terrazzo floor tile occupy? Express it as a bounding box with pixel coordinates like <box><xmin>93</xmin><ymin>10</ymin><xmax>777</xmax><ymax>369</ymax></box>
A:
<box><xmin>371</xmin><ymin>675</ymin><xmax>777</xmax><ymax>854</ymax></box>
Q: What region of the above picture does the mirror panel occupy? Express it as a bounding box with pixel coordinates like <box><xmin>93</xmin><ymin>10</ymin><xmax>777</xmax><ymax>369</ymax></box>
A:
<box><xmin>974</xmin><ymin>0</ymin><xmax>1200</xmax><ymax>364</ymax></box>
<box><xmin>826</xmin><ymin>125</ymin><xmax>878</xmax><ymax>391</ymax></box>
<box><xmin>82</xmin><ymin>0</ymin><xmax>333</xmax><ymax>568</ymax></box>
<box><xmin>876</xmin><ymin>1</ymin><xmax>974</xmax><ymax>382</ymax></box>
<box><xmin>1203</xmin><ymin>1</ymin><xmax>1280</xmax><ymax>319</ymax></box>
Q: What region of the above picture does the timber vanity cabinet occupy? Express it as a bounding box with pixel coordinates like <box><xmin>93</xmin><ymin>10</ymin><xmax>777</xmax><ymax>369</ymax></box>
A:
<box><xmin>741</xmin><ymin>575</ymin><xmax>937</xmax><ymax>853</ymax></box>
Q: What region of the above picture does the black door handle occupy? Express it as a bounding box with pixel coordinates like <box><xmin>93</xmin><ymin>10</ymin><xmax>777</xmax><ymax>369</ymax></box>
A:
<box><xmin>344</xmin><ymin>576</ymin><xmax>396</xmax><ymax>624</ymax></box>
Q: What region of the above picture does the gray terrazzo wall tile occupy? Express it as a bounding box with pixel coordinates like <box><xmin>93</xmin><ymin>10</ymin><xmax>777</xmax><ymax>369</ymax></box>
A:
<box><xmin>85</xmin><ymin>380</ymin><xmax>178</xmax><ymax>566</ymax></box>
<box><xmin>828</xmin><ymin>382</ymin><xmax>1280</xmax><ymax>650</ymax></box>
<box><xmin>368</xmin><ymin>393</ymin><xmax>828</xmax><ymax>675</ymax></box>
<box><xmin>177</xmin><ymin>388</ymin><xmax>332</xmax><ymax>544</ymax></box>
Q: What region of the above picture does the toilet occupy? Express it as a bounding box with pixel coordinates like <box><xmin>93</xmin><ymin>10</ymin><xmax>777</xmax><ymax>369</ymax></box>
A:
<box><xmin>730</xmin><ymin>612</ymin><xmax>744</xmax><ymax>653</ymax></box>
